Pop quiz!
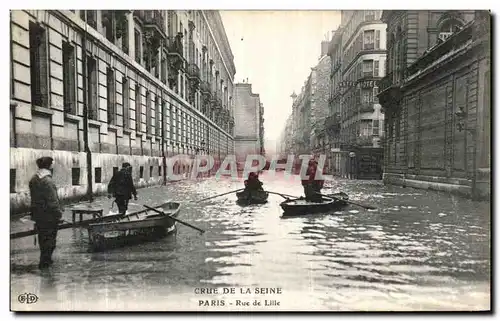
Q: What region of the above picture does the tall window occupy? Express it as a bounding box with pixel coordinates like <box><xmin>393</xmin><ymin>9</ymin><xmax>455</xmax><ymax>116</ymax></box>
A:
<box><xmin>155</xmin><ymin>95</ymin><xmax>161</xmax><ymax>136</ymax></box>
<box><xmin>29</xmin><ymin>22</ymin><xmax>48</xmax><ymax>107</ymax></box>
<box><xmin>122</xmin><ymin>77</ymin><xmax>129</xmax><ymax>128</ymax></box>
<box><xmin>62</xmin><ymin>41</ymin><xmax>76</xmax><ymax>114</ymax></box>
<box><xmin>107</xmin><ymin>67</ymin><xmax>116</xmax><ymax>124</ymax></box>
<box><xmin>87</xmin><ymin>56</ymin><xmax>98</xmax><ymax>120</ymax></box>
<box><xmin>146</xmin><ymin>91</ymin><xmax>151</xmax><ymax>134</ymax></box>
<box><xmin>363</xmin><ymin>30</ymin><xmax>375</xmax><ymax>50</ymax></box>
<box><xmin>363</xmin><ymin>59</ymin><xmax>374</xmax><ymax>77</ymax></box>
<box><xmin>134</xmin><ymin>29</ymin><xmax>141</xmax><ymax>64</ymax></box>
<box><xmin>373</xmin><ymin>119</ymin><xmax>380</xmax><ymax>136</ymax></box>
<box><xmin>135</xmin><ymin>84</ymin><xmax>142</xmax><ymax>132</ymax></box>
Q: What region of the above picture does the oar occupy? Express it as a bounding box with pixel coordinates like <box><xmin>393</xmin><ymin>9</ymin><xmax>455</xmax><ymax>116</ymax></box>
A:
<box><xmin>315</xmin><ymin>192</ymin><xmax>377</xmax><ymax>210</ymax></box>
<box><xmin>267</xmin><ymin>191</ymin><xmax>301</xmax><ymax>200</ymax></box>
<box><xmin>143</xmin><ymin>205</ymin><xmax>205</xmax><ymax>234</ymax></box>
<box><xmin>10</xmin><ymin>214</ymin><xmax>123</xmax><ymax>240</ymax></box>
<box><xmin>195</xmin><ymin>188</ymin><xmax>244</xmax><ymax>203</ymax></box>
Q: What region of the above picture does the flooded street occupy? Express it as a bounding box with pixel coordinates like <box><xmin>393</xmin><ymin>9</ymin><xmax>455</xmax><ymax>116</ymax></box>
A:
<box><xmin>10</xmin><ymin>171</ymin><xmax>490</xmax><ymax>311</ymax></box>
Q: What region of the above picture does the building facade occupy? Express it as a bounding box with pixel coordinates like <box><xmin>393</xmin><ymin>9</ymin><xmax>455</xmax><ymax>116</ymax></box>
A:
<box><xmin>378</xmin><ymin>10</ymin><xmax>491</xmax><ymax>200</ymax></box>
<box><xmin>10</xmin><ymin>10</ymin><xmax>236</xmax><ymax>214</ymax></box>
<box><xmin>233</xmin><ymin>82</ymin><xmax>264</xmax><ymax>162</ymax></box>
<box><xmin>285</xmin><ymin>41</ymin><xmax>332</xmax><ymax>162</ymax></box>
<box><xmin>326</xmin><ymin>27</ymin><xmax>344</xmax><ymax>175</ymax></box>
<box><xmin>324</xmin><ymin>11</ymin><xmax>386</xmax><ymax>179</ymax></box>
<box><xmin>309</xmin><ymin>50</ymin><xmax>332</xmax><ymax>161</ymax></box>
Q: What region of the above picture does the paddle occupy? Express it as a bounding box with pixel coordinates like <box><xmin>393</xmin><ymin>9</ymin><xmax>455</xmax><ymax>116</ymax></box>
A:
<box><xmin>314</xmin><ymin>192</ymin><xmax>377</xmax><ymax>210</ymax></box>
<box><xmin>10</xmin><ymin>214</ymin><xmax>123</xmax><ymax>240</ymax></box>
<box><xmin>143</xmin><ymin>205</ymin><xmax>205</xmax><ymax>234</ymax></box>
<box><xmin>267</xmin><ymin>191</ymin><xmax>301</xmax><ymax>200</ymax></box>
<box><xmin>195</xmin><ymin>188</ymin><xmax>244</xmax><ymax>203</ymax></box>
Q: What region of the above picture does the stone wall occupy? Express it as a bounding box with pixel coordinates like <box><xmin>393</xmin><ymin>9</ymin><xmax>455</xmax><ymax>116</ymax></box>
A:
<box><xmin>10</xmin><ymin>147</ymin><xmax>195</xmax><ymax>214</ymax></box>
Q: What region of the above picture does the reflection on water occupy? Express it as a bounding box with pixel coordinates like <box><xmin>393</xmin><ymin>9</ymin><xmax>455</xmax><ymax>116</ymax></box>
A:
<box><xmin>10</xmin><ymin>172</ymin><xmax>490</xmax><ymax>311</ymax></box>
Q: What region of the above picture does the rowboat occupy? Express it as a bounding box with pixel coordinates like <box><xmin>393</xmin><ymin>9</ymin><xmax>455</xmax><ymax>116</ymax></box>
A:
<box><xmin>87</xmin><ymin>201</ymin><xmax>181</xmax><ymax>252</ymax></box>
<box><xmin>280</xmin><ymin>192</ymin><xmax>349</xmax><ymax>216</ymax></box>
<box><xmin>236</xmin><ymin>190</ymin><xmax>269</xmax><ymax>205</ymax></box>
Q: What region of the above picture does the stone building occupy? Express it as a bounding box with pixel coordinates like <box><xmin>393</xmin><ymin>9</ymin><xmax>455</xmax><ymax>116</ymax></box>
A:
<box><xmin>326</xmin><ymin>27</ymin><xmax>344</xmax><ymax>175</ymax></box>
<box><xmin>9</xmin><ymin>10</ymin><xmax>236</xmax><ymax>213</ymax></box>
<box><xmin>324</xmin><ymin>11</ymin><xmax>386</xmax><ymax>179</ymax></box>
<box><xmin>309</xmin><ymin>47</ymin><xmax>332</xmax><ymax>159</ymax></box>
<box><xmin>233</xmin><ymin>82</ymin><xmax>264</xmax><ymax>161</ymax></box>
<box><xmin>378</xmin><ymin>10</ymin><xmax>491</xmax><ymax>200</ymax></box>
<box><xmin>286</xmin><ymin>41</ymin><xmax>332</xmax><ymax>161</ymax></box>
<box><xmin>259</xmin><ymin>102</ymin><xmax>265</xmax><ymax>155</ymax></box>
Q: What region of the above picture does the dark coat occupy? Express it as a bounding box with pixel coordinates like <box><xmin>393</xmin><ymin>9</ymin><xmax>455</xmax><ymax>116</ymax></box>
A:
<box><xmin>301</xmin><ymin>162</ymin><xmax>325</xmax><ymax>188</ymax></box>
<box><xmin>244</xmin><ymin>178</ymin><xmax>263</xmax><ymax>191</ymax></box>
<box><xmin>108</xmin><ymin>168</ymin><xmax>137</xmax><ymax>199</ymax></box>
<box><xmin>29</xmin><ymin>169</ymin><xmax>63</xmax><ymax>223</ymax></box>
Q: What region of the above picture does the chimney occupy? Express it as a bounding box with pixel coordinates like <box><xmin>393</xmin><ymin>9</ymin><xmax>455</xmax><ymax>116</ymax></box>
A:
<box><xmin>321</xmin><ymin>41</ymin><xmax>329</xmax><ymax>57</ymax></box>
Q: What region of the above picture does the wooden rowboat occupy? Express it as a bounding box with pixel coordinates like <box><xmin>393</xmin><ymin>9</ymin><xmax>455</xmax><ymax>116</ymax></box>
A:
<box><xmin>87</xmin><ymin>201</ymin><xmax>181</xmax><ymax>252</ymax></box>
<box><xmin>236</xmin><ymin>190</ymin><xmax>269</xmax><ymax>205</ymax></box>
<box><xmin>280</xmin><ymin>192</ymin><xmax>349</xmax><ymax>216</ymax></box>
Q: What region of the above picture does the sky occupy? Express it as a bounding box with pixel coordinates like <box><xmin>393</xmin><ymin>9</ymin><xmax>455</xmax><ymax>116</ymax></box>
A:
<box><xmin>219</xmin><ymin>10</ymin><xmax>341</xmax><ymax>153</ymax></box>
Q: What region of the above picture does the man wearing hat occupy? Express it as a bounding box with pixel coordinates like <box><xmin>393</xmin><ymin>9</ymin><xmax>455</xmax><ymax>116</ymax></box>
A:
<box><xmin>29</xmin><ymin>156</ymin><xmax>63</xmax><ymax>269</ymax></box>
<box><xmin>108</xmin><ymin>162</ymin><xmax>137</xmax><ymax>214</ymax></box>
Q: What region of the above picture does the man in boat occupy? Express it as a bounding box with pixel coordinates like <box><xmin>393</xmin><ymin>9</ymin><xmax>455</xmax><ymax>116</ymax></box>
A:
<box><xmin>29</xmin><ymin>156</ymin><xmax>63</xmax><ymax>269</ymax></box>
<box><xmin>108</xmin><ymin>162</ymin><xmax>138</xmax><ymax>215</ymax></box>
<box><xmin>243</xmin><ymin>172</ymin><xmax>264</xmax><ymax>197</ymax></box>
<box><xmin>301</xmin><ymin>159</ymin><xmax>325</xmax><ymax>203</ymax></box>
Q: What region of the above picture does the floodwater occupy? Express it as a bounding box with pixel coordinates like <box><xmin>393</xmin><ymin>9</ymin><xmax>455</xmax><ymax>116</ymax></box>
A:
<box><xmin>10</xmin><ymin>171</ymin><xmax>491</xmax><ymax>311</ymax></box>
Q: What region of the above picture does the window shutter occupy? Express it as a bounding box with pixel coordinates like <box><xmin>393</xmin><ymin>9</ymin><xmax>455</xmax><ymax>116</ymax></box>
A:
<box><xmin>375</xmin><ymin>30</ymin><xmax>380</xmax><ymax>49</ymax></box>
<box><xmin>374</xmin><ymin>60</ymin><xmax>379</xmax><ymax>77</ymax></box>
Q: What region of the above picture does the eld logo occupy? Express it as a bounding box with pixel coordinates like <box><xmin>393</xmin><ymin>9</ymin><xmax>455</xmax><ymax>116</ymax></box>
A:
<box><xmin>17</xmin><ymin>293</ymin><xmax>38</xmax><ymax>304</ymax></box>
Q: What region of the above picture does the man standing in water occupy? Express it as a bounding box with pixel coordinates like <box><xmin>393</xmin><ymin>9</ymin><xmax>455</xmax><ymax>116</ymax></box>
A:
<box><xmin>108</xmin><ymin>162</ymin><xmax>137</xmax><ymax>214</ymax></box>
<box><xmin>29</xmin><ymin>156</ymin><xmax>63</xmax><ymax>269</ymax></box>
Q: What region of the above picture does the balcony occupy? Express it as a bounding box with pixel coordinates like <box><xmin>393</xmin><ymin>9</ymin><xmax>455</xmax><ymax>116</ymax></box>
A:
<box><xmin>377</xmin><ymin>72</ymin><xmax>402</xmax><ymax>108</ymax></box>
<box><xmin>359</xmin><ymin>103</ymin><xmax>374</xmax><ymax>114</ymax></box>
<box><xmin>133</xmin><ymin>10</ymin><xmax>166</xmax><ymax>39</ymax></box>
<box><xmin>187</xmin><ymin>63</ymin><xmax>200</xmax><ymax>81</ymax></box>
<box><xmin>166</xmin><ymin>32</ymin><xmax>185</xmax><ymax>72</ymax></box>
<box><xmin>363</xmin><ymin>42</ymin><xmax>375</xmax><ymax>50</ymax></box>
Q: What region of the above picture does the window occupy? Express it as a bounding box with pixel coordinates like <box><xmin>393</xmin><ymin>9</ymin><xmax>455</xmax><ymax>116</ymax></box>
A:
<box><xmin>373</xmin><ymin>119</ymin><xmax>380</xmax><ymax>136</ymax></box>
<box><xmin>361</xmin><ymin>89</ymin><xmax>373</xmax><ymax>104</ymax></box>
<box><xmin>149</xmin><ymin>165</ymin><xmax>153</xmax><ymax>178</ymax></box>
<box><xmin>122</xmin><ymin>77</ymin><xmax>130</xmax><ymax>128</ymax></box>
<box><xmin>134</xmin><ymin>30</ymin><xmax>141</xmax><ymax>64</ymax></box>
<box><xmin>363</xmin><ymin>30</ymin><xmax>375</xmax><ymax>50</ymax></box>
<box><xmin>375</xmin><ymin>30</ymin><xmax>381</xmax><ymax>49</ymax></box>
<box><xmin>95</xmin><ymin>167</ymin><xmax>102</xmax><ymax>183</ymax></box>
<box><xmin>135</xmin><ymin>84</ymin><xmax>142</xmax><ymax>132</ymax></box>
<box><xmin>62</xmin><ymin>42</ymin><xmax>76</xmax><ymax>114</ymax></box>
<box><xmin>363</xmin><ymin>60</ymin><xmax>374</xmax><ymax>77</ymax></box>
<box><xmin>158</xmin><ymin>165</ymin><xmax>162</xmax><ymax>177</ymax></box>
<box><xmin>364</xmin><ymin>11</ymin><xmax>375</xmax><ymax>21</ymax></box>
<box><xmin>146</xmin><ymin>91</ymin><xmax>152</xmax><ymax>134</ymax></box>
<box><xmin>72</xmin><ymin>168</ymin><xmax>80</xmax><ymax>185</ymax></box>
<box><xmin>107</xmin><ymin>67</ymin><xmax>116</xmax><ymax>124</ymax></box>
<box><xmin>10</xmin><ymin>169</ymin><xmax>15</xmax><ymax>193</ymax></box>
<box><xmin>139</xmin><ymin>166</ymin><xmax>144</xmax><ymax>178</ymax></box>
<box><xmin>81</xmin><ymin>10</ymin><xmax>97</xmax><ymax>29</ymax></box>
<box><xmin>87</xmin><ymin>56</ymin><xmax>98</xmax><ymax>120</ymax></box>
<box><xmin>29</xmin><ymin>22</ymin><xmax>48</xmax><ymax>107</ymax></box>
<box><xmin>156</xmin><ymin>96</ymin><xmax>161</xmax><ymax>136</ymax></box>
<box><xmin>102</xmin><ymin>10</ymin><xmax>114</xmax><ymax>42</ymax></box>
<box><xmin>113</xmin><ymin>166</ymin><xmax>118</xmax><ymax>175</ymax></box>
